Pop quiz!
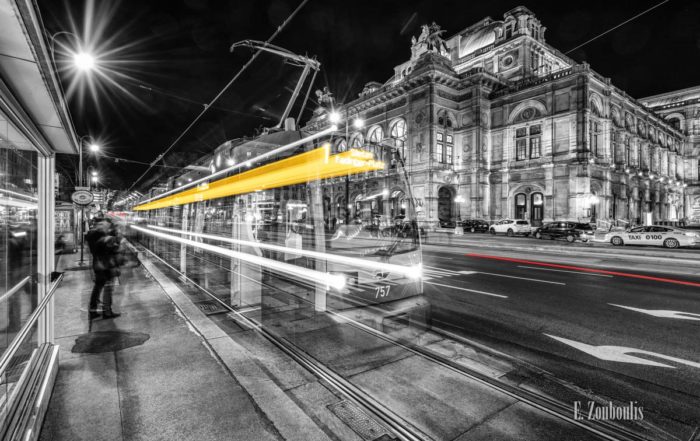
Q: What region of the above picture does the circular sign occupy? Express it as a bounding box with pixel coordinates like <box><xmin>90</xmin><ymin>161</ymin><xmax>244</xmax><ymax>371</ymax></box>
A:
<box><xmin>71</xmin><ymin>190</ymin><xmax>94</xmax><ymax>206</ymax></box>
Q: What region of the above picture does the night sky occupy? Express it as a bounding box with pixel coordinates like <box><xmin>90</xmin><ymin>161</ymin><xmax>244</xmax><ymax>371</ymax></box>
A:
<box><xmin>38</xmin><ymin>0</ymin><xmax>700</xmax><ymax>192</ymax></box>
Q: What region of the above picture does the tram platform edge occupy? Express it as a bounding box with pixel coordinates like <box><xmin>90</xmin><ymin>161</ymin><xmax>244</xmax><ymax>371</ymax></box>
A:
<box><xmin>38</xmin><ymin>249</ymin><xmax>332</xmax><ymax>441</ymax></box>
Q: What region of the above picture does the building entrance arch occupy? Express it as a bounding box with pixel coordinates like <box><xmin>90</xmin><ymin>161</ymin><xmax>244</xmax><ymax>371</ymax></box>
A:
<box><xmin>437</xmin><ymin>187</ymin><xmax>454</xmax><ymax>222</ymax></box>
<box><xmin>390</xmin><ymin>189</ymin><xmax>406</xmax><ymax>218</ymax></box>
<box><xmin>530</xmin><ymin>192</ymin><xmax>544</xmax><ymax>226</ymax></box>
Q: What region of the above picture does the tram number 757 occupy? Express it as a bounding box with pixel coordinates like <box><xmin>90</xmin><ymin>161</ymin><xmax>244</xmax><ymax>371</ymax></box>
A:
<box><xmin>375</xmin><ymin>286</ymin><xmax>392</xmax><ymax>298</ymax></box>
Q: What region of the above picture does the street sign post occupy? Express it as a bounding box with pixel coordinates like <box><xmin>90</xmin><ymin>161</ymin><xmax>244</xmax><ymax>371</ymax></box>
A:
<box><xmin>71</xmin><ymin>189</ymin><xmax>94</xmax><ymax>206</ymax></box>
<box><xmin>71</xmin><ymin>189</ymin><xmax>94</xmax><ymax>265</ymax></box>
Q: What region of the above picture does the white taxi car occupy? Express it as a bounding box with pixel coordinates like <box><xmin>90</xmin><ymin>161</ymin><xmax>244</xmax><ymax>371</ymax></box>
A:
<box><xmin>489</xmin><ymin>219</ymin><xmax>532</xmax><ymax>236</ymax></box>
<box><xmin>605</xmin><ymin>225</ymin><xmax>699</xmax><ymax>248</ymax></box>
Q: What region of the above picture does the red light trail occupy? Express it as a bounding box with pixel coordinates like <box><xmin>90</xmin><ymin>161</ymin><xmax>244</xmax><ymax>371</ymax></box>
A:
<box><xmin>465</xmin><ymin>253</ymin><xmax>700</xmax><ymax>288</ymax></box>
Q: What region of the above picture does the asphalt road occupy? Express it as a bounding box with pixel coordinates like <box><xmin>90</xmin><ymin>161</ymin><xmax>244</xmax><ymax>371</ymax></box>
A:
<box><xmin>421</xmin><ymin>244</ymin><xmax>700</xmax><ymax>438</ymax></box>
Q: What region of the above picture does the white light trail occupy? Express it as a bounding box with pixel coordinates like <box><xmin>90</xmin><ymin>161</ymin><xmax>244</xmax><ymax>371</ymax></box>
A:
<box><xmin>136</xmin><ymin>126</ymin><xmax>337</xmax><ymax>206</ymax></box>
<box><xmin>131</xmin><ymin>224</ymin><xmax>346</xmax><ymax>290</ymax></box>
<box><xmin>0</xmin><ymin>188</ymin><xmax>38</xmax><ymax>201</ymax></box>
<box><xmin>0</xmin><ymin>197</ymin><xmax>38</xmax><ymax>210</ymax></box>
<box><xmin>146</xmin><ymin>224</ymin><xmax>421</xmax><ymax>280</ymax></box>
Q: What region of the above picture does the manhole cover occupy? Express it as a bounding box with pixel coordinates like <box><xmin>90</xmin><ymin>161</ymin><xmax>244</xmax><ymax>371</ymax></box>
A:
<box><xmin>72</xmin><ymin>331</ymin><xmax>150</xmax><ymax>353</ymax></box>
<box><xmin>328</xmin><ymin>400</ymin><xmax>396</xmax><ymax>441</ymax></box>
<box><xmin>194</xmin><ymin>300</ymin><xmax>228</xmax><ymax>315</ymax></box>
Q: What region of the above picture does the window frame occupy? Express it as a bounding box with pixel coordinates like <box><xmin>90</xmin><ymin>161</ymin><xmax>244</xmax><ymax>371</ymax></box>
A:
<box><xmin>514</xmin><ymin>124</ymin><xmax>542</xmax><ymax>161</ymax></box>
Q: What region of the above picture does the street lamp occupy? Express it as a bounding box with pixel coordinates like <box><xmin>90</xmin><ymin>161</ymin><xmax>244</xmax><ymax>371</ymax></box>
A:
<box><xmin>77</xmin><ymin>135</ymin><xmax>101</xmax><ymax>187</ymax></box>
<box><xmin>328</xmin><ymin>111</ymin><xmax>341</xmax><ymax>124</ymax></box>
<box><xmin>73</xmin><ymin>52</ymin><xmax>95</xmax><ymax>71</ymax></box>
<box><xmin>49</xmin><ymin>31</ymin><xmax>98</xmax><ymax>73</ymax></box>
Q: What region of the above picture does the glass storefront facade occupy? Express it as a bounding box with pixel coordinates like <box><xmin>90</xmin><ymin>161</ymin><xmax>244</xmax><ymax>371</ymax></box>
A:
<box><xmin>0</xmin><ymin>118</ymin><xmax>40</xmax><ymax>400</ymax></box>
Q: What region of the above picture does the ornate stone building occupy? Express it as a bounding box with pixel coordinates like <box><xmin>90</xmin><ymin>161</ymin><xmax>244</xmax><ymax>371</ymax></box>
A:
<box><xmin>640</xmin><ymin>87</ymin><xmax>700</xmax><ymax>223</ymax></box>
<box><xmin>305</xmin><ymin>6</ymin><xmax>699</xmax><ymax>227</ymax></box>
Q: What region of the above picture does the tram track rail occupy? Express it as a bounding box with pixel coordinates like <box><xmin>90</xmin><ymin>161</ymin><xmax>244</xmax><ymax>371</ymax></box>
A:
<box><xmin>129</xmin><ymin>240</ymin><xmax>653</xmax><ymax>441</ymax></box>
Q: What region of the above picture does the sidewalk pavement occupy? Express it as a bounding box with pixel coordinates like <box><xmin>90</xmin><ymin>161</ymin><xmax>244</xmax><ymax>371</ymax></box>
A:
<box><xmin>38</xmin><ymin>251</ymin><xmax>316</xmax><ymax>441</ymax></box>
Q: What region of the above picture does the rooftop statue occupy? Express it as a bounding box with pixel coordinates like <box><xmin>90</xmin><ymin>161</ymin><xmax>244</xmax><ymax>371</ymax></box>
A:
<box><xmin>411</xmin><ymin>22</ymin><xmax>449</xmax><ymax>59</ymax></box>
<box><xmin>315</xmin><ymin>86</ymin><xmax>335</xmax><ymax>108</ymax></box>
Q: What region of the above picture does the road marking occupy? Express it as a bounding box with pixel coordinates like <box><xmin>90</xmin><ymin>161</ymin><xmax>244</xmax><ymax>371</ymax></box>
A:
<box><xmin>609</xmin><ymin>304</ymin><xmax>700</xmax><ymax>321</ymax></box>
<box><xmin>466</xmin><ymin>253</ymin><xmax>700</xmax><ymax>288</ymax></box>
<box><xmin>424</xmin><ymin>281</ymin><xmax>508</xmax><ymax>298</ymax></box>
<box><xmin>460</xmin><ymin>270</ymin><xmax>565</xmax><ymax>285</ymax></box>
<box><xmin>424</xmin><ymin>265</ymin><xmax>462</xmax><ymax>274</ymax></box>
<box><xmin>422</xmin><ymin>268</ymin><xmax>458</xmax><ymax>276</ymax></box>
<box><xmin>545</xmin><ymin>334</ymin><xmax>700</xmax><ymax>369</ymax></box>
<box><xmin>517</xmin><ymin>265</ymin><xmax>613</xmax><ymax>277</ymax></box>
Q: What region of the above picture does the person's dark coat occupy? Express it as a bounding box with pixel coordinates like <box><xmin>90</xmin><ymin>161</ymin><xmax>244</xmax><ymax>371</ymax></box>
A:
<box><xmin>93</xmin><ymin>234</ymin><xmax>121</xmax><ymax>277</ymax></box>
<box><xmin>85</xmin><ymin>228</ymin><xmax>105</xmax><ymax>256</ymax></box>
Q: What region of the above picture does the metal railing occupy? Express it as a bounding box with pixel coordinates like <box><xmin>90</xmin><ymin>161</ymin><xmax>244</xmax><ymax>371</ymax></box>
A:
<box><xmin>0</xmin><ymin>273</ymin><xmax>64</xmax><ymax>376</ymax></box>
<box><xmin>0</xmin><ymin>277</ymin><xmax>31</xmax><ymax>305</ymax></box>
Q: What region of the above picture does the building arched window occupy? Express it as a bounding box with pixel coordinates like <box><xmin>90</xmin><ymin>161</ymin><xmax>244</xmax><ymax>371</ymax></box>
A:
<box><xmin>350</xmin><ymin>133</ymin><xmax>364</xmax><ymax>149</ymax></box>
<box><xmin>515</xmin><ymin>193</ymin><xmax>527</xmax><ymax>219</ymax></box>
<box><xmin>335</xmin><ymin>138</ymin><xmax>347</xmax><ymax>153</ymax></box>
<box><xmin>368</xmin><ymin>126</ymin><xmax>383</xmax><ymax>144</ymax></box>
<box><xmin>390</xmin><ymin>119</ymin><xmax>407</xmax><ymax>160</ymax></box>
<box><xmin>667</xmin><ymin>117</ymin><xmax>681</xmax><ymax>130</ymax></box>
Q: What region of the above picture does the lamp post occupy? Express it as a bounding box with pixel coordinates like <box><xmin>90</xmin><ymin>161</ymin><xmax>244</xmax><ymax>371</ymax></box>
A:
<box><xmin>76</xmin><ymin>136</ymin><xmax>100</xmax><ymax>265</ymax></box>
<box><xmin>341</xmin><ymin>108</ymin><xmax>365</xmax><ymax>225</ymax></box>
<box><xmin>49</xmin><ymin>31</ymin><xmax>97</xmax><ymax>74</ymax></box>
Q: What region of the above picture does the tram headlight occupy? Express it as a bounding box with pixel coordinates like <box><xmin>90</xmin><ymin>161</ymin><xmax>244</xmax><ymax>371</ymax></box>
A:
<box><xmin>327</xmin><ymin>273</ymin><xmax>346</xmax><ymax>291</ymax></box>
<box><xmin>409</xmin><ymin>263</ymin><xmax>422</xmax><ymax>280</ymax></box>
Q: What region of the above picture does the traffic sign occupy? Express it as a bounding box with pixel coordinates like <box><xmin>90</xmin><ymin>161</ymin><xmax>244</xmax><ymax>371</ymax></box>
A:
<box><xmin>71</xmin><ymin>190</ymin><xmax>94</xmax><ymax>206</ymax></box>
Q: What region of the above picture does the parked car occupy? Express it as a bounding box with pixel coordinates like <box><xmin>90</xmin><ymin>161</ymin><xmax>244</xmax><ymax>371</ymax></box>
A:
<box><xmin>533</xmin><ymin>221</ymin><xmax>594</xmax><ymax>242</ymax></box>
<box><xmin>438</xmin><ymin>218</ymin><xmax>457</xmax><ymax>229</ymax></box>
<box><xmin>603</xmin><ymin>225</ymin><xmax>699</xmax><ymax>248</ymax></box>
<box><xmin>460</xmin><ymin>219</ymin><xmax>490</xmax><ymax>233</ymax></box>
<box><xmin>489</xmin><ymin>219</ymin><xmax>532</xmax><ymax>236</ymax></box>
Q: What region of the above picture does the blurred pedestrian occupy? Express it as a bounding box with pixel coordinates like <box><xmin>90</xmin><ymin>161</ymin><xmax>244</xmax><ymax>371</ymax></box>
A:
<box><xmin>7</xmin><ymin>226</ymin><xmax>32</xmax><ymax>333</ymax></box>
<box><xmin>88</xmin><ymin>220</ymin><xmax>122</xmax><ymax>319</ymax></box>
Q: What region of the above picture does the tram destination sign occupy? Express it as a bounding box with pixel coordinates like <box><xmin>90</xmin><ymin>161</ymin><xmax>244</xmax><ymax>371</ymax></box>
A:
<box><xmin>71</xmin><ymin>189</ymin><xmax>94</xmax><ymax>206</ymax></box>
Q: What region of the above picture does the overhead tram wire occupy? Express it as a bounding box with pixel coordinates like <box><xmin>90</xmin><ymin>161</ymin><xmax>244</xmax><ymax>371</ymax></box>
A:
<box><xmin>99</xmin><ymin>152</ymin><xmax>184</xmax><ymax>169</ymax></box>
<box><xmin>127</xmin><ymin>0</ymin><xmax>311</xmax><ymax>193</ymax></box>
<box><xmin>136</xmin><ymin>84</ymin><xmax>275</xmax><ymax>121</ymax></box>
<box><xmin>530</xmin><ymin>0</ymin><xmax>673</xmax><ymax>78</ymax></box>
<box><xmin>564</xmin><ymin>0</ymin><xmax>671</xmax><ymax>55</ymax></box>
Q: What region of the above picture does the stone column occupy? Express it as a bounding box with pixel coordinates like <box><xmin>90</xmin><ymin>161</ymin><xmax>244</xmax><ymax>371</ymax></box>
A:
<box><xmin>38</xmin><ymin>154</ymin><xmax>56</xmax><ymax>344</ymax></box>
<box><xmin>543</xmin><ymin>164</ymin><xmax>554</xmax><ymax>221</ymax></box>
<box><xmin>501</xmin><ymin>169</ymin><xmax>509</xmax><ymax>218</ymax></box>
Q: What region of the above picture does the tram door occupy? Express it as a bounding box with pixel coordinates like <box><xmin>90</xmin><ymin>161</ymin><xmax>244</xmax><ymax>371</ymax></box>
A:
<box><xmin>285</xmin><ymin>200</ymin><xmax>305</xmax><ymax>261</ymax></box>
